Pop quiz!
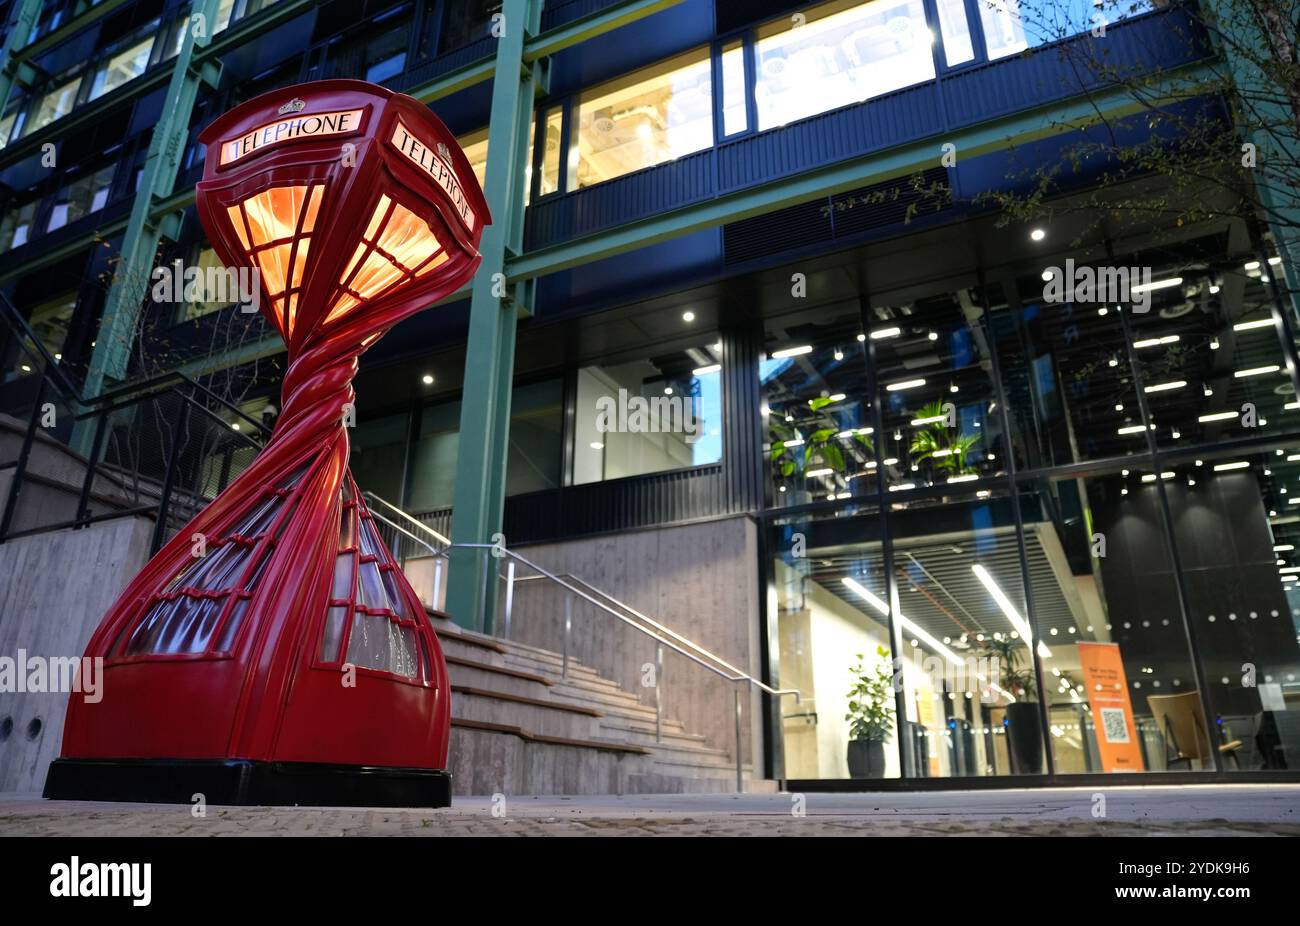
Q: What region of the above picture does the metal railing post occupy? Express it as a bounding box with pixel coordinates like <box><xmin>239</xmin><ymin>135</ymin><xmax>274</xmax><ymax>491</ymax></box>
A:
<box><xmin>655</xmin><ymin>643</ymin><xmax>663</xmax><ymax>743</ymax></box>
<box><xmin>432</xmin><ymin>557</ymin><xmax>444</xmax><ymax>611</ymax></box>
<box><xmin>74</xmin><ymin>411</ymin><xmax>109</xmax><ymax>526</ymax></box>
<box><xmin>503</xmin><ymin>559</ymin><xmax>515</xmax><ymax>639</ymax></box>
<box><xmin>734</xmin><ymin>687</ymin><xmax>744</xmax><ymax>793</ymax></box>
<box><xmin>0</xmin><ymin>377</ymin><xmax>46</xmax><ymax>542</ymax></box>
<box><xmin>151</xmin><ymin>400</ymin><xmax>188</xmax><ymax>555</ymax></box>
<box><xmin>562</xmin><ymin>593</ymin><xmax>572</xmax><ymax>680</ymax></box>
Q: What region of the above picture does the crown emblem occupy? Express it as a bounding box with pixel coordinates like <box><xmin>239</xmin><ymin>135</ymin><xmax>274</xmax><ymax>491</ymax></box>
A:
<box><xmin>278</xmin><ymin>97</ymin><xmax>306</xmax><ymax>115</ymax></box>
<box><xmin>436</xmin><ymin>142</ymin><xmax>451</xmax><ymax>161</ymax></box>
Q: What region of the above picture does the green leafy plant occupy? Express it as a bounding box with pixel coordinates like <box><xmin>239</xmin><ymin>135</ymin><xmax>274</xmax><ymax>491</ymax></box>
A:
<box><xmin>845</xmin><ymin>645</ymin><xmax>895</xmax><ymax>742</ymax></box>
<box><xmin>770</xmin><ymin>419</ymin><xmax>872</xmax><ymax>480</ymax></box>
<box><xmin>978</xmin><ymin>635</ymin><xmax>1037</xmax><ymax>700</ymax></box>
<box><xmin>908</xmin><ymin>399</ymin><xmax>979</xmax><ymax>477</ymax></box>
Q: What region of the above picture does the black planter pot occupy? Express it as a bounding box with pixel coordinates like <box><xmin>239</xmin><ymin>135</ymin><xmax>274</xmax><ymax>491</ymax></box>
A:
<box><xmin>847</xmin><ymin>739</ymin><xmax>887</xmax><ymax>778</ymax></box>
<box><xmin>1005</xmin><ymin>701</ymin><xmax>1045</xmax><ymax>774</ymax></box>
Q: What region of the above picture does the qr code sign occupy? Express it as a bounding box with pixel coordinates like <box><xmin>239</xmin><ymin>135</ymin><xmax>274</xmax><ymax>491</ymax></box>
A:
<box><xmin>1100</xmin><ymin>707</ymin><xmax>1130</xmax><ymax>744</ymax></box>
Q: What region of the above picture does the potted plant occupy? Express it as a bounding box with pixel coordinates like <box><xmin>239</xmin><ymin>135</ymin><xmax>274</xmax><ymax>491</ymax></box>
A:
<box><xmin>908</xmin><ymin>399</ymin><xmax>980</xmax><ymax>481</ymax></box>
<box><xmin>845</xmin><ymin>645</ymin><xmax>895</xmax><ymax>778</ymax></box>
<box><xmin>980</xmin><ymin>635</ymin><xmax>1044</xmax><ymax>775</ymax></box>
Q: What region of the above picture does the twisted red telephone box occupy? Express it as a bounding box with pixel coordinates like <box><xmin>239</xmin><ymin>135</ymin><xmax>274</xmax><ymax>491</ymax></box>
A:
<box><xmin>45</xmin><ymin>80</ymin><xmax>489</xmax><ymax>807</ymax></box>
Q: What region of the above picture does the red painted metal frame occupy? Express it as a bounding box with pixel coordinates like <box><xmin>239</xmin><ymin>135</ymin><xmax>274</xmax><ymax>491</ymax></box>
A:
<box><xmin>58</xmin><ymin>80</ymin><xmax>489</xmax><ymax>778</ymax></box>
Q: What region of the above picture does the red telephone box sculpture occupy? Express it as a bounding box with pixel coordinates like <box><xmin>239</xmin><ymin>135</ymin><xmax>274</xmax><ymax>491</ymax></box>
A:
<box><xmin>45</xmin><ymin>80</ymin><xmax>489</xmax><ymax>807</ymax></box>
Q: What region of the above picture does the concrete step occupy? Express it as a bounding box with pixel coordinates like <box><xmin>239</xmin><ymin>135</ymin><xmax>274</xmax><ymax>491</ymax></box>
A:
<box><xmin>450</xmin><ymin>685</ymin><xmax>603</xmax><ymax>741</ymax></box>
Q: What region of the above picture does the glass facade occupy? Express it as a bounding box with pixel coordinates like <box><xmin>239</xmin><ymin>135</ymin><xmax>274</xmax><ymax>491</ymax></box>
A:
<box><xmin>765</xmin><ymin>232</ymin><xmax>1300</xmax><ymax>781</ymax></box>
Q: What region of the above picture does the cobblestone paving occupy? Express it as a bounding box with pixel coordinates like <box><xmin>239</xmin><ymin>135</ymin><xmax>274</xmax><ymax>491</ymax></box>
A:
<box><xmin>2</xmin><ymin>785</ymin><xmax>1300</xmax><ymax>837</ymax></box>
<box><xmin>2</xmin><ymin>787</ymin><xmax>1297</xmax><ymax>836</ymax></box>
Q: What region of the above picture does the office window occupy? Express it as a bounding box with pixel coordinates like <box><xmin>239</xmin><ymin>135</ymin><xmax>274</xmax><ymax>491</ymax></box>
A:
<box><xmin>0</xmin><ymin>111</ymin><xmax>17</xmax><ymax>150</ymax></box>
<box><xmin>753</xmin><ymin>0</ymin><xmax>935</xmax><ymax>131</ymax></box>
<box><xmin>762</xmin><ymin>334</ymin><xmax>877</xmax><ymax>505</ymax></box>
<box><xmin>934</xmin><ymin>0</ymin><xmax>976</xmax><ymax>66</ymax></box>
<box><xmin>572</xmin><ymin>47</ymin><xmax>714</xmax><ymax>190</ymax></box>
<box><xmin>507</xmin><ymin>380</ymin><xmax>564</xmax><ymax>495</ymax></box>
<box><xmin>27</xmin><ymin>77</ymin><xmax>82</xmax><ymax>136</ymax></box>
<box><xmin>440</xmin><ymin>0</ymin><xmax>498</xmax><ymax>52</ymax></box>
<box><xmin>45</xmin><ymin>165</ymin><xmax>116</xmax><ymax>232</ymax></box>
<box><xmin>537</xmin><ymin>106</ymin><xmax>562</xmax><ymax>197</ymax></box>
<box><xmin>89</xmin><ymin>36</ymin><xmax>155</xmax><ymax>101</ymax></box>
<box><xmin>720</xmin><ymin>40</ymin><xmax>747</xmax><ymax>136</ymax></box>
<box><xmin>178</xmin><ymin>247</ymin><xmax>238</xmax><ymax>321</ymax></box>
<box><xmin>573</xmin><ymin>346</ymin><xmax>723</xmax><ymax>485</ymax></box>
<box><xmin>3</xmin><ymin>292</ymin><xmax>75</xmax><ymax>383</ymax></box>
<box><xmin>362</xmin><ymin>26</ymin><xmax>408</xmax><ymax>83</ymax></box>
<box><xmin>352</xmin><ymin>410</ymin><xmax>410</xmax><ymax>504</ymax></box>
<box><xmin>0</xmin><ymin>201</ymin><xmax>38</xmax><ymax>251</ymax></box>
<box><xmin>456</xmin><ymin>128</ymin><xmax>488</xmax><ymax>189</ymax></box>
<box><xmin>979</xmin><ymin>0</ymin><xmax>1154</xmax><ymax>61</ymax></box>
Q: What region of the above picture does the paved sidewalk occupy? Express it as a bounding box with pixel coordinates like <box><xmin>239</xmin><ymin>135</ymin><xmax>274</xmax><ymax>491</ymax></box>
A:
<box><xmin>2</xmin><ymin>785</ymin><xmax>1298</xmax><ymax>836</ymax></box>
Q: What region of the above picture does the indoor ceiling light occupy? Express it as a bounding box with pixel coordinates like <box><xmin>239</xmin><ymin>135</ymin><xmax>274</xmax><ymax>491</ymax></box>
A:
<box><xmin>1130</xmin><ymin>276</ymin><xmax>1182</xmax><ymax>294</ymax></box>
<box><xmin>1198</xmin><ymin>411</ymin><xmax>1237</xmax><ymax>422</ymax></box>
<box><xmin>841</xmin><ymin>577</ymin><xmax>963</xmax><ymax>667</ymax></box>
<box><xmin>806</xmin><ymin>468</ymin><xmax>833</xmax><ymax>478</ymax></box>
<box><xmin>1132</xmin><ymin>335</ymin><xmax>1180</xmax><ymax>349</ymax></box>
<box><xmin>1030</xmin><ymin>228</ymin><xmax>1046</xmax><ymax>241</ymax></box>
<box><xmin>871</xmin><ymin>327</ymin><xmax>901</xmax><ymax>339</ymax></box>
<box><xmin>421</xmin><ymin>373</ymin><xmax>434</xmax><ymax>384</ymax></box>
<box><xmin>971</xmin><ymin>564</ymin><xmax>1051</xmax><ymax>658</ymax></box>
<box><xmin>1213</xmin><ymin>461</ymin><xmax>1250</xmax><ymax>471</ymax></box>
<box><xmin>1143</xmin><ymin>380</ymin><xmax>1186</xmax><ymax>393</ymax></box>
<box><xmin>1234</xmin><ymin>318</ymin><xmax>1274</xmax><ymax>331</ymax></box>
<box><xmin>1245</xmin><ymin>260</ymin><xmax>1261</xmax><ymax>271</ymax></box>
<box><xmin>771</xmin><ymin>345</ymin><xmax>813</xmax><ymax>359</ymax></box>
<box><xmin>1235</xmin><ymin>365</ymin><xmax>1281</xmax><ymax>378</ymax></box>
<box><xmin>886</xmin><ymin>378</ymin><xmax>926</xmax><ymax>392</ymax></box>
<box><xmin>692</xmin><ymin>363</ymin><xmax>720</xmax><ymax>375</ymax></box>
<box><xmin>682</xmin><ymin>310</ymin><xmax>695</xmax><ymax>322</ymax></box>
<box><xmin>1117</xmin><ymin>424</ymin><xmax>1154</xmax><ymax>434</ymax></box>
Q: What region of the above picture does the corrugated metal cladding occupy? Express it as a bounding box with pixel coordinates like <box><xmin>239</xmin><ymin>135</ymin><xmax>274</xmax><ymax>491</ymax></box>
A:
<box><xmin>715</xmin><ymin>0</ymin><xmax>810</xmax><ymax>34</ymax></box>
<box><xmin>722</xmin><ymin>166</ymin><xmax>952</xmax><ymax>265</ymax></box>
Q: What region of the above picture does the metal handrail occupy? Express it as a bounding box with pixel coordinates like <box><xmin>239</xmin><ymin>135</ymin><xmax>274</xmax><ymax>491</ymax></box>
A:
<box><xmin>361</xmin><ymin>490</ymin><xmax>450</xmax><ymax>549</ymax></box>
<box><xmin>458</xmin><ymin>542</ymin><xmax>800</xmax><ymax>702</ymax></box>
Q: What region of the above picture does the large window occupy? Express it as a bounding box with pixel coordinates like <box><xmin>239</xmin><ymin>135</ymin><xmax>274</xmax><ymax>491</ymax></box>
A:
<box><xmin>573</xmin><ymin>346</ymin><xmax>723</xmax><ymax>485</ymax></box>
<box><xmin>45</xmin><ymin>164</ymin><xmax>116</xmax><ymax>232</ymax></box>
<box><xmin>89</xmin><ymin>36</ymin><xmax>155</xmax><ymax>101</ymax></box>
<box><xmin>0</xmin><ymin>201</ymin><xmax>37</xmax><ymax>251</ymax></box>
<box><xmin>26</xmin><ymin>77</ymin><xmax>81</xmax><ymax>136</ymax></box>
<box><xmin>2</xmin><ymin>293</ymin><xmax>75</xmax><ymax>383</ymax></box>
<box><xmin>753</xmin><ymin>0</ymin><xmax>935</xmax><ymax>131</ymax></box>
<box><xmin>979</xmin><ymin>0</ymin><xmax>1154</xmax><ymax>61</ymax></box>
<box><xmin>456</xmin><ymin>128</ymin><xmax>488</xmax><ymax>189</ymax></box>
<box><xmin>572</xmin><ymin>47</ymin><xmax>714</xmax><ymax>190</ymax></box>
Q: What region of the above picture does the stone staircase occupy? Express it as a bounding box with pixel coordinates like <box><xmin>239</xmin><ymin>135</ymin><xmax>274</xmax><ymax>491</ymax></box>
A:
<box><xmin>428</xmin><ymin>613</ymin><xmax>775</xmax><ymax>796</ymax></box>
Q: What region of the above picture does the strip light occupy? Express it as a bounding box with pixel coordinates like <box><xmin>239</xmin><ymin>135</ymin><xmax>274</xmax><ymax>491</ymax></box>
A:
<box><xmin>1233</xmin><ymin>318</ymin><xmax>1274</xmax><ymax>332</ymax></box>
<box><xmin>1143</xmin><ymin>381</ymin><xmax>1186</xmax><ymax>393</ymax></box>
<box><xmin>887</xmin><ymin>378</ymin><xmax>926</xmax><ymax>391</ymax></box>
<box><xmin>841</xmin><ymin>577</ymin><xmax>962</xmax><ymax>667</ymax></box>
<box><xmin>1212</xmin><ymin>461</ymin><xmax>1249</xmax><ymax>471</ymax></box>
<box><xmin>1198</xmin><ymin>411</ymin><xmax>1237</xmax><ymax>422</ymax></box>
<box><xmin>971</xmin><ymin>564</ymin><xmax>1052</xmax><ymax>658</ymax></box>
<box><xmin>771</xmin><ymin>345</ymin><xmax>813</xmax><ymax>359</ymax></box>
<box><xmin>1131</xmin><ymin>276</ymin><xmax>1183</xmax><ymax>294</ymax></box>
<box><xmin>1236</xmin><ymin>365</ymin><xmax>1281</xmax><ymax>378</ymax></box>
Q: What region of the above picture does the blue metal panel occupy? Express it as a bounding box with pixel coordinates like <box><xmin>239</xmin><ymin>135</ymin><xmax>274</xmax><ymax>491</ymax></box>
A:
<box><xmin>533</xmin><ymin>227</ymin><xmax>722</xmax><ymax>320</ymax></box>
<box><xmin>542</xmin><ymin>0</ymin><xmax>713</xmax><ymax>97</ymax></box>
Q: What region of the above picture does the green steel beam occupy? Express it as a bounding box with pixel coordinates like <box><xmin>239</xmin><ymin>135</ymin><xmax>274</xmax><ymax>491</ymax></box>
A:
<box><xmin>444</xmin><ymin>0</ymin><xmax>543</xmax><ymax>633</ymax></box>
<box><xmin>0</xmin><ymin>0</ymin><xmax>318</xmax><ymax>168</ymax></box>
<box><xmin>79</xmin><ymin>0</ymin><xmax>224</xmax><ymax>426</ymax></box>
<box><xmin>504</xmin><ymin>62</ymin><xmax>1220</xmax><ymax>282</ymax></box>
<box><xmin>0</xmin><ymin>0</ymin><xmax>42</xmax><ymax>113</ymax></box>
<box><xmin>404</xmin><ymin>0</ymin><xmax>683</xmax><ymax>104</ymax></box>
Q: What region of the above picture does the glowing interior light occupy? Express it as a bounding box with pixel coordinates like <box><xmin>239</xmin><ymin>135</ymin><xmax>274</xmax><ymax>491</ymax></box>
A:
<box><xmin>841</xmin><ymin>577</ymin><xmax>963</xmax><ymax>667</ymax></box>
<box><xmin>971</xmin><ymin>564</ymin><xmax>1051</xmax><ymax>658</ymax></box>
<box><xmin>226</xmin><ymin>183</ymin><xmax>324</xmax><ymax>337</ymax></box>
<box><xmin>1212</xmin><ymin>461</ymin><xmax>1249</xmax><ymax>471</ymax></box>
<box><xmin>1198</xmin><ymin>411</ymin><xmax>1237</xmax><ymax>422</ymax></box>
<box><xmin>771</xmin><ymin>345</ymin><xmax>813</xmax><ymax>359</ymax></box>
<box><xmin>325</xmin><ymin>193</ymin><xmax>446</xmax><ymax>324</ymax></box>
<box><xmin>1233</xmin><ymin>318</ymin><xmax>1274</xmax><ymax>331</ymax></box>
<box><xmin>1130</xmin><ymin>276</ymin><xmax>1182</xmax><ymax>294</ymax></box>
<box><xmin>1235</xmin><ymin>365</ymin><xmax>1281</xmax><ymax>378</ymax></box>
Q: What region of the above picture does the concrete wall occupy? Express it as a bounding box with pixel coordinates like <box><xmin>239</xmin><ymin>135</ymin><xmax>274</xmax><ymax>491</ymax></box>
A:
<box><xmin>501</xmin><ymin>516</ymin><xmax>764</xmax><ymax>768</ymax></box>
<box><xmin>0</xmin><ymin>516</ymin><xmax>154</xmax><ymax>792</ymax></box>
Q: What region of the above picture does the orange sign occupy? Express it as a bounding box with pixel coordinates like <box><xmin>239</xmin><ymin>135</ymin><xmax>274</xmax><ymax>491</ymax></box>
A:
<box><xmin>1077</xmin><ymin>642</ymin><xmax>1146</xmax><ymax>773</ymax></box>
